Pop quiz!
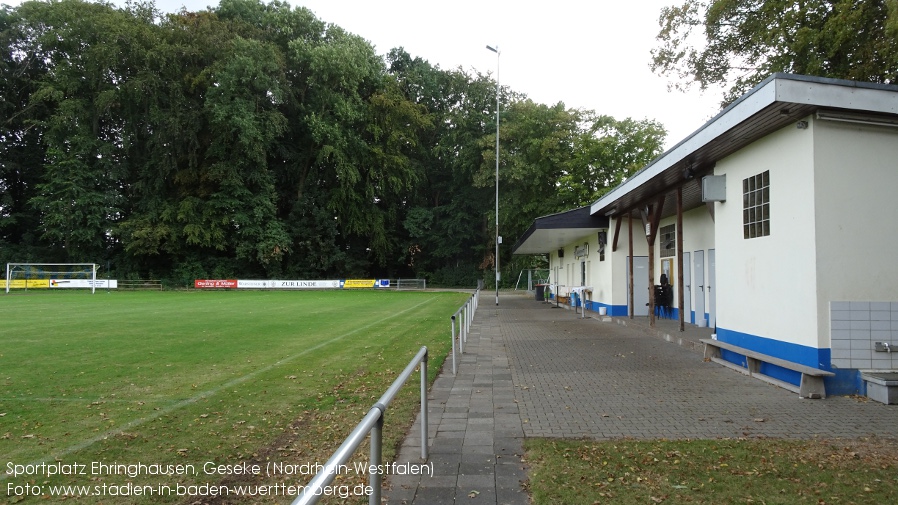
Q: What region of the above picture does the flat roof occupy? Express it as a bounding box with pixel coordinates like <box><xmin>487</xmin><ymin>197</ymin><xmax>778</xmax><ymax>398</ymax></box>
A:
<box><xmin>589</xmin><ymin>74</ymin><xmax>898</xmax><ymax>220</ymax></box>
<box><xmin>511</xmin><ymin>207</ymin><xmax>608</xmax><ymax>255</ymax></box>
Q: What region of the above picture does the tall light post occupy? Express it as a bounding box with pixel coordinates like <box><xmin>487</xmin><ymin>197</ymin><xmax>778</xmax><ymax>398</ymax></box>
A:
<box><xmin>486</xmin><ymin>44</ymin><xmax>500</xmax><ymax>306</ymax></box>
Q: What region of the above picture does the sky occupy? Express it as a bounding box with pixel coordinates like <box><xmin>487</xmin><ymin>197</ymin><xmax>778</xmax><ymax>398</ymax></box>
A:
<box><xmin>5</xmin><ymin>0</ymin><xmax>726</xmax><ymax>148</ymax></box>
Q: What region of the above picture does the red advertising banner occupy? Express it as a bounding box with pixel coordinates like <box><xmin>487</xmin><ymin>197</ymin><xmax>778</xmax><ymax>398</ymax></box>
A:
<box><xmin>194</xmin><ymin>279</ymin><xmax>238</xmax><ymax>289</ymax></box>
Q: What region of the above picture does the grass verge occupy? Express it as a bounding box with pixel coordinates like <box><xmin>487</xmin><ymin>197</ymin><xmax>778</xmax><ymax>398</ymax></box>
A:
<box><xmin>525</xmin><ymin>437</ymin><xmax>898</xmax><ymax>504</ymax></box>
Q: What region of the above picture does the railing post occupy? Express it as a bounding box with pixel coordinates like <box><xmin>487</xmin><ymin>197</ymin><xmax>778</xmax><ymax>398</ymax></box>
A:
<box><xmin>463</xmin><ymin>304</ymin><xmax>468</xmax><ymax>345</ymax></box>
<box><xmin>369</xmin><ymin>405</ymin><xmax>385</xmax><ymax>505</ymax></box>
<box><xmin>420</xmin><ymin>348</ymin><xmax>428</xmax><ymax>461</ymax></box>
<box><xmin>467</xmin><ymin>296</ymin><xmax>473</xmax><ymax>335</ymax></box>
<box><xmin>451</xmin><ymin>315</ymin><xmax>457</xmax><ymax>375</ymax></box>
<box><xmin>459</xmin><ymin>308</ymin><xmax>465</xmax><ymax>354</ymax></box>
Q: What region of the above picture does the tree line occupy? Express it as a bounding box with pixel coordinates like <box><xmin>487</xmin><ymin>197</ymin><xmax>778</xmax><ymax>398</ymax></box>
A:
<box><xmin>0</xmin><ymin>0</ymin><xmax>666</xmax><ymax>286</ymax></box>
<box><xmin>652</xmin><ymin>0</ymin><xmax>898</xmax><ymax>104</ymax></box>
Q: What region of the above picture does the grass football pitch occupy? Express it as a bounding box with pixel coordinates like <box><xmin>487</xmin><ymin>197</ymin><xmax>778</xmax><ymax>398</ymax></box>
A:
<box><xmin>1</xmin><ymin>289</ymin><xmax>469</xmax><ymax>503</ymax></box>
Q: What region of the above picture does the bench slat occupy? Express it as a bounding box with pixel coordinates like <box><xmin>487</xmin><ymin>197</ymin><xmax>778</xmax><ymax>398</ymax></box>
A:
<box><xmin>700</xmin><ymin>339</ymin><xmax>833</xmax><ymax>377</ymax></box>
<box><xmin>701</xmin><ymin>338</ymin><xmax>832</xmax><ymax>399</ymax></box>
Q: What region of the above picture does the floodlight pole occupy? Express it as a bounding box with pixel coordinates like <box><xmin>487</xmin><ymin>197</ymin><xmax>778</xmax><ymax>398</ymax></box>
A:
<box><xmin>486</xmin><ymin>44</ymin><xmax>500</xmax><ymax>306</ymax></box>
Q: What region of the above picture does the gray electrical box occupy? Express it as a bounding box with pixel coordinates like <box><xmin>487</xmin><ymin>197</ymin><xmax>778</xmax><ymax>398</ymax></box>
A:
<box><xmin>702</xmin><ymin>175</ymin><xmax>726</xmax><ymax>202</ymax></box>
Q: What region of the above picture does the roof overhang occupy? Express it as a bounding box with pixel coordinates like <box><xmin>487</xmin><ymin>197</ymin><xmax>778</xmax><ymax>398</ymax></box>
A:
<box><xmin>512</xmin><ymin>206</ymin><xmax>609</xmax><ymax>255</ymax></box>
<box><xmin>590</xmin><ymin>74</ymin><xmax>898</xmax><ymax>220</ymax></box>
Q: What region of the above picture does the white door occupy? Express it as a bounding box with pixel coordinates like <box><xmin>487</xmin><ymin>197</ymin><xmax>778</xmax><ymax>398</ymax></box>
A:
<box><xmin>693</xmin><ymin>250</ymin><xmax>705</xmax><ymax>326</ymax></box>
<box><xmin>683</xmin><ymin>252</ymin><xmax>692</xmax><ymax>324</ymax></box>
<box><xmin>626</xmin><ymin>256</ymin><xmax>649</xmax><ymax>316</ymax></box>
<box><xmin>709</xmin><ymin>249</ymin><xmax>717</xmax><ymax>329</ymax></box>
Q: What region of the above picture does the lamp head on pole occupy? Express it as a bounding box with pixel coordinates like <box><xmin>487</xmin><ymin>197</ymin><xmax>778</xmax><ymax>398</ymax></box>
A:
<box><xmin>486</xmin><ymin>45</ymin><xmax>498</xmax><ymax>54</ymax></box>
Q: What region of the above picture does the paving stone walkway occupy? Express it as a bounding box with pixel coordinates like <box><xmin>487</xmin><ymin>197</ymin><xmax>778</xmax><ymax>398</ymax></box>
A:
<box><xmin>383</xmin><ymin>292</ymin><xmax>898</xmax><ymax>504</ymax></box>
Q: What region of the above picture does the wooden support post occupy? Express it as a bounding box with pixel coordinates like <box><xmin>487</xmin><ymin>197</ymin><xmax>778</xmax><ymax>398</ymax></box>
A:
<box><xmin>647</xmin><ymin>205</ymin><xmax>655</xmax><ymax>327</ymax></box>
<box><xmin>612</xmin><ymin>214</ymin><xmax>622</xmax><ymax>253</ymax></box>
<box><xmin>646</xmin><ymin>195</ymin><xmax>665</xmax><ymax>328</ymax></box>
<box><xmin>677</xmin><ymin>186</ymin><xmax>685</xmax><ymax>332</ymax></box>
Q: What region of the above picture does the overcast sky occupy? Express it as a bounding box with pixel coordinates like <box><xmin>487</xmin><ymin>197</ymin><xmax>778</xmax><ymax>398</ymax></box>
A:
<box><xmin>5</xmin><ymin>0</ymin><xmax>726</xmax><ymax>148</ymax></box>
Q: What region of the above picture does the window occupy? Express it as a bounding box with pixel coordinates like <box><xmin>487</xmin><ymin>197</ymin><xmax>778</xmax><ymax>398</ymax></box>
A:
<box><xmin>659</xmin><ymin>224</ymin><xmax>676</xmax><ymax>257</ymax></box>
<box><xmin>743</xmin><ymin>170</ymin><xmax>770</xmax><ymax>239</ymax></box>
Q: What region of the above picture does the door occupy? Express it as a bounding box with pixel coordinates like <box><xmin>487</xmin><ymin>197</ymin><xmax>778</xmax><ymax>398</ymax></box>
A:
<box><xmin>683</xmin><ymin>252</ymin><xmax>692</xmax><ymax>324</ymax></box>
<box><xmin>709</xmin><ymin>249</ymin><xmax>717</xmax><ymax>329</ymax></box>
<box><xmin>693</xmin><ymin>250</ymin><xmax>705</xmax><ymax>326</ymax></box>
<box><xmin>626</xmin><ymin>256</ymin><xmax>649</xmax><ymax>316</ymax></box>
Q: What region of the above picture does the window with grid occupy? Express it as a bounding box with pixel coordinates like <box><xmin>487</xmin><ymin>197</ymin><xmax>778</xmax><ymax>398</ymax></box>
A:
<box><xmin>659</xmin><ymin>224</ymin><xmax>676</xmax><ymax>257</ymax></box>
<box><xmin>743</xmin><ymin>170</ymin><xmax>770</xmax><ymax>239</ymax></box>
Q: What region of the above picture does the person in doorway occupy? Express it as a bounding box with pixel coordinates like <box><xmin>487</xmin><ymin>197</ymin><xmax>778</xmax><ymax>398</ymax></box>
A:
<box><xmin>657</xmin><ymin>274</ymin><xmax>673</xmax><ymax>318</ymax></box>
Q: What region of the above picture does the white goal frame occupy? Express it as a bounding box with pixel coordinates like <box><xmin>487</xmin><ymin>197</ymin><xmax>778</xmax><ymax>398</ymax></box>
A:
<box><xmin>5</xmin><ymin>263</ymin><xmax>99</xmax><ymax>294</ymax></box>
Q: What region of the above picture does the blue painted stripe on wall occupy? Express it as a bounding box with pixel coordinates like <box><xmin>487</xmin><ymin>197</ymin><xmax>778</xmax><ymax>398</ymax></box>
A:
<box><xmin>716</xmin><ymin>327</ymin><xmax>834</xmax><ymax>388</ymax></box>
<box><xmin>716</xmin><ymin>327</ymin><xmax>831</xmax><ymax>369</ymax></box>
<box><xmin>609</xmin><ymin>304</ymin><xmax>628</xmax><ymax>317</ymax></box>
<box><xmin>583</xmin><ymin>300</ymin><xmax>628</xmax><ymax>317</ymax></box>
<box><xmin>827</xmin><ymin>369</ymin><xmax>864</xmax><ymax>396</ymax></box>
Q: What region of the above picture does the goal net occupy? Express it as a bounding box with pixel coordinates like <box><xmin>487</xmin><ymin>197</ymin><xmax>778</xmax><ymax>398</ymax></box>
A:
<box><xmin>4</xmin><ymin>263</ymin><xmax>99</xmax><ymax>294</ymax></box>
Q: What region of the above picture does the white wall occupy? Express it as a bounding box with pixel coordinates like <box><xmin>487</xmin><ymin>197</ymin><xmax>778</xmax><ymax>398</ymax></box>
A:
<box><xmin>549</xmin><ymin>235</ymin><xmax>600</xmax><ymax>296</ymax></box>
<box><xmin>714</xmin><ymin>121</ymin><xmax>819</xmax><ymax>348</ymax></box>
<box><xmin>610</xmin><ymin>217</ymin><xmax>649</xmax><ymax>308</ymax></box>
<box><xmin>813</xmin><ymin>117</ymin><xmax>898</xmax><ymax>356</ymax></box>
<box><xmin>546</xmin><ymin>219</ymin><xmax>655</xmax><ymax>311</ymax></box>
<box><xmin>589</xmin><ymin>229</ymin><xmax>614</xmax><ymax>305</ymax></box>
<box><xmin>653</xmin><ymin>207</ymin><xmax>715</xmax><ymax>316</ymax></box>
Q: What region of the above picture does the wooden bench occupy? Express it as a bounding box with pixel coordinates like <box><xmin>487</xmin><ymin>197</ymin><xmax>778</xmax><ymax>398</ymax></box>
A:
<box><xmin>700</xmin><ymin>338</ymin><xmax>835</xmax><ymax>399</ymax></box>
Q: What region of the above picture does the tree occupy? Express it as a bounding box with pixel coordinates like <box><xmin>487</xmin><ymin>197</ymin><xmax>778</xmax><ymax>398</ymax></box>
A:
<box><xmin>651</xmin><ymin>0</ymin><xmax>898</xmax><ymax>103</ymax></box>
<box><xmin>386</xmin><ymin>48</ymin><xmax>497</xmax><ymax>284</ymax></box>
<box><xmin>477</xmin><ymin>99</ymin><xmax>580</xmax><ymax>243</ymax></box>
<box><xmin>0</xmin><ymin>0</ymin><xmax>675</xmax><ymax>285</ymax></box>
<box><xmin>16</xmin><ymin>0</ymin><xmax>156</xmax><ymax>262</ymax></box>
<box><xmin>477</xmin><ymin>103</ymin><xmax>666</xmax><ymax>284</ymax></box>
<box><xmin>0</xmin><ymin>5</ymin><xmax>49</xmax><ymax>263</ymax></box>
<box><xmin>559</xmin><ymin>114</ymin><xmax>666</xmax><ymax>207</ymax></box>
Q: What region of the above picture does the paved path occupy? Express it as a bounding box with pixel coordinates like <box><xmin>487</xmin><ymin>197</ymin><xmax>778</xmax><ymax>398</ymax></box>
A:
<box><xmin>384</xmin><ymin>292</ymin><xmax>898</xmax><ymax>504</ymax></box>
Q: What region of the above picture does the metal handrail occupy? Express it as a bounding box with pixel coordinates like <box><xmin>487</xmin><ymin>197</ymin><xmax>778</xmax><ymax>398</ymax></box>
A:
<box><xmin>292</xmin><ymin>346</ymin><xmax>429</xmax><ymax>505</ymax></box>
<box><xmin>450</xmin><ymin>290</ymin><xmax>479</xmax><ymax>375</ymax></box>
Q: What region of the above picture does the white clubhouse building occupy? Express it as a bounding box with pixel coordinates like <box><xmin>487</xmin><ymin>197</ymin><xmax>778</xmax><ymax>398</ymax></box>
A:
<box><xmin>512</xmin><ymin>74</ymin><xmax>898</xmax><ymax>396</ymax></box>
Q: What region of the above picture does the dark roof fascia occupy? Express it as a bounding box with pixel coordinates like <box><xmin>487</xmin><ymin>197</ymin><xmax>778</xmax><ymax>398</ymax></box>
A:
<box><xmin>511</xmin><ymin>207</ymin><xmax>609</xmax><ymax>255</ymax></box>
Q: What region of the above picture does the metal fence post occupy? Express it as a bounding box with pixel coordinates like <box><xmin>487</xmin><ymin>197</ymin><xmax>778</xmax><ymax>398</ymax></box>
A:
<box><xmin>369</xmin><ymin>406</ymin><xmax>384</xmax><ymax>505</ymax></box>
<box><xmin>459</xmin><ymin>308</ymin><xmax>465</xmax><ymax>354</ymax></box>
<box><xmin>451</xmin><ymin>315</ymin><xmax>457</xmax><ymax>375</ymax></box>
<box><xmin>470</xmin><ymin>295</ymin><xmax>474</xmax><ymax>329</ymax></box>
<box><xmin>420</xmin><ymin>349</ymin><xmax>428</xmax><ymax>461</ymax></box>
<box><xmin>467</xmin><ymin>296</ymin><xmax>473</xmax><ymax>336</ymax></box>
